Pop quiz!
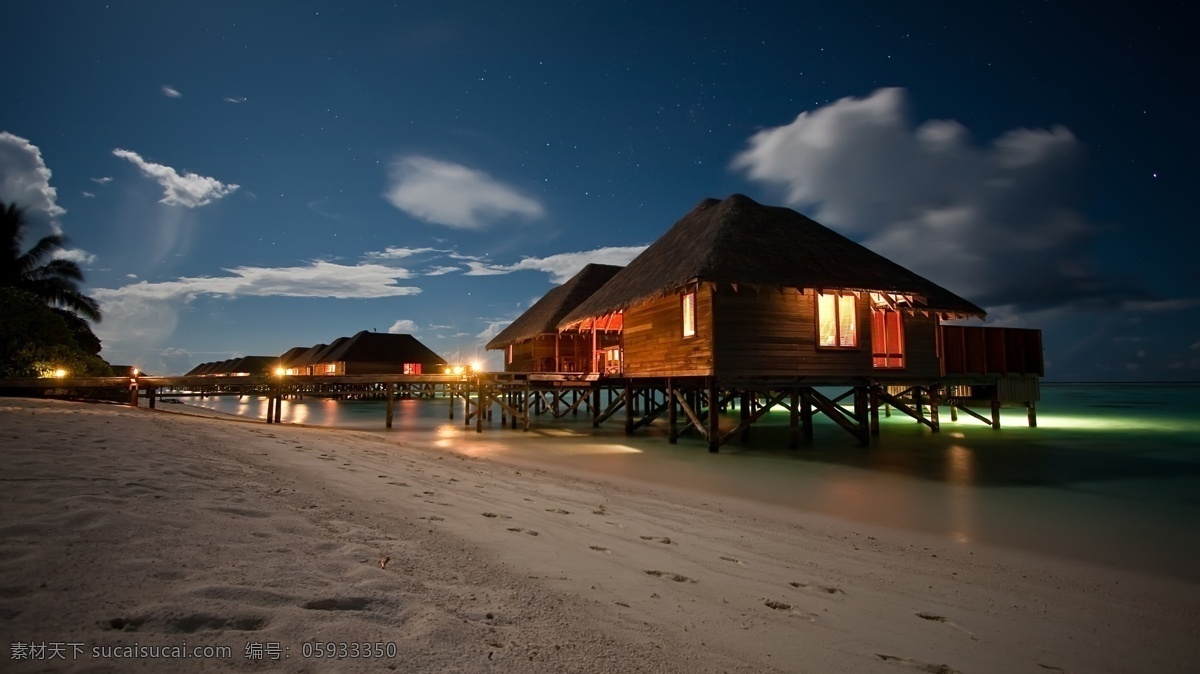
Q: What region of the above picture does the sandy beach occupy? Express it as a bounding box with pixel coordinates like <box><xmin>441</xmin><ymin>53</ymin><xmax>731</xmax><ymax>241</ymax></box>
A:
<box><xmin>2</xmin><ymin>398</ymin><xmax>1197</xmax><ymax>673</ymax></box>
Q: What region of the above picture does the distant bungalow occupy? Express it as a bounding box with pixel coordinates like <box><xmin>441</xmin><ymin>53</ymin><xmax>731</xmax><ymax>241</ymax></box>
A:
<box><xmin>188</xmin><ymin>331</ymin><xmax>446</xmax><ymax>378</ymax></box>
<box><xmin>488</xmin><ymin>194</ymin><xmax>1042</xmax><ymax>448</ymax></box>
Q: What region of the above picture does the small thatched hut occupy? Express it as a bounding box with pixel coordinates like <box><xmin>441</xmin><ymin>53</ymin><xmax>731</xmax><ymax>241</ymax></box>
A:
<box><xmin>559</xmin><ymin>194</ymin><xmax>985</xmax><ymax>382</ymax></box>
<box><xmin>485</xmin><ymin>263</ymin><xmax>623</xmax><ymax>373</ymax></box>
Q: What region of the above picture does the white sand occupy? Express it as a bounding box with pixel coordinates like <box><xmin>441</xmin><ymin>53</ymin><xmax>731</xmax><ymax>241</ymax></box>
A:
<box><xmin>1</xmin><ymin>398</ymin><xmax>1197</xmax><ymax>673</ymax></box>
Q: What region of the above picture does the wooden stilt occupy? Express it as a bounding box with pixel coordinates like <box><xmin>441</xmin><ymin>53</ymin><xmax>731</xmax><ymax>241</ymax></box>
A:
<box><xmin>148</xmin><ymin>387</ymin><xmax>156</xmax><ymax>410</ymax></box>
<box><xmin>884</xmin><ymin>402</ymin><xmax>891</xmax><ymax>417</ymax></box>
<box><xmin>928</xmin><ymin>386</ymin><xmax>940</xmax><ymax>432</ymax></box>
<box><xmin>707</xmin><ymin>379</ymin><xmax>720</xmax><ymax>453</ymax></box>
<box><xmin>990</xmin><ymin>390</ymin><xmax>1001</xmax><ymax>429</ymax></box>
<box><xmin>739</xmin><ymin>390</ymin><xmax>751</xmax><ymax>442</ymax></box>
<box><xmin>448</xmin><ymin>382</ymin><xmax>455</xmax><ymax>420</ymax></box>
<box><xmin>913</xmin><ymin>387</ymin><xmax>924</xmax><ymax>424</ymax></box>
<box><xmin>592</xmin><ymin>386</ymin><xmax>601</xmax><ymax>428</ymax></box>
<box><xmin>476</xmin><ymin>380</ymin><xmax>485</xmax><ymax>434</ymax></box>
<box><xmin>1027</xmin><ymin>402</ymin><xmax>1037</xmax><ymax>428</ymax></box>
<box><xmin>950</xmin><ymin>405</ymin><xmax>958</xmax><ymax>422</ymax></box>
<box><xmin>869</xmin><ymin>386</ymin><xmax>880</xmax><ymax>436</ymax></box>
<box><xmin>385</xmin><ymin>383</ymin><xmax>394</xmax><ymax>429</ymax></box>
<box><xmin>523</xmin><ymin>383</ymin><xmax>531</xmax><ymax>431</ymax></box>
<box><xmin>624</xmin><ymin>382</ymin><xmax>634</xmax><ymax>436</ymax></box>
<box><xmin>130</xmin><ymin>382</ymin><xmax>139</xmax><ymax>409</ymax></box>
<box><xmin>800</xmin><ymin>387</ymin><xmax>814</xmax><ymax>441</ymax></box>
<box><xmin>789</xmin><ymin>388</ymin><xmax>800</xmax><ymax>449</ymax></box>
<box><xmin>668</xmin><ymin>380</ymin><xmax>678</xmax><ymax>444</ymax></box>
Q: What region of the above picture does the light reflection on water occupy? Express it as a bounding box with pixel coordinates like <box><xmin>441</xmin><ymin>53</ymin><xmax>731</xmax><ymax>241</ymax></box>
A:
<box><xmin>185</xmin><ymin>384</ymin><xmax>1200</xmax><ymax>581</ymax></box>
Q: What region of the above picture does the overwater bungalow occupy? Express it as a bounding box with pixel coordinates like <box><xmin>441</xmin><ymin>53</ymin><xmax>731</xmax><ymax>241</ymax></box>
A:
<box><xmin>306</xmin><ymin>330</ymin><xmax>446</xmax><ymax>375</ymax></box>
<box><xmin>542</xmin><ymin>194</ymin><xmax>1043</xmax><ymax>448</ymax></box>
<box><xmin>485</xmin><ymin>263</ymin><xmax>623</xmax><ymax>374</ymax></box>
<box><xmin>274</xmin><ymin>346</ymin><xmax>309</xmax><ymax>375</ymax></box>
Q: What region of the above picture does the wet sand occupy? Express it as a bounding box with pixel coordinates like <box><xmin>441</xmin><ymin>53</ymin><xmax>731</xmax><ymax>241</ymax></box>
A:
<box><xmin>2</xmin><ymin>398</ymin><xmax>1197</xmax><ymax>672</ymax></box>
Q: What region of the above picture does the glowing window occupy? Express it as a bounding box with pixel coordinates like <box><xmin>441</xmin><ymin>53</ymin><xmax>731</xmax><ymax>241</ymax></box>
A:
<box><xmin>871</xmin><ymin>310</ymin><xmax>905</xmax><ymax>368</ymax></box>
<box><xmin>682</xmin><ymin>291</ymin><xmax>696</xmax><ymax>338</ymax></box>
<box><xmin>507</xmin><ymin>344</ymin><xmax>513</xmax><ymax>364</ymax></box>
<box><xmin>403</xmin><ymin>363</ymin><xmax>421</xmax><ymax>375</ymax></box>
<box><xmin>817</xmin><ymin>293</ymin><xmax>857</xmax><ymax>347</ymax></box>
<box><xmin>324</xmin><ymin>363</ymin><xmax>337</xmax><ymax>375</ymax></box>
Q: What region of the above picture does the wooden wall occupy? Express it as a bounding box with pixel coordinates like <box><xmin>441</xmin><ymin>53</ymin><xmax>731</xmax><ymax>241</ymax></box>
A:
<box><xmin>622</xmin><ymin>284</ymin><xmax>714</xmax><ymax>377</ymax></box>
<box><xmin>897</xmin><ymin>313</ymin><xmax>942</xmax><ymax>379</ymax></box>
<box><xmin>708</xmin><ymin>286</ymin><xmax>943</xmax><ymax>380</ymax></box>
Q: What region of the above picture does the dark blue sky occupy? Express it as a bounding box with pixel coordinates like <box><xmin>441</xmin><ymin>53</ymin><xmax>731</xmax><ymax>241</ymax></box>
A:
<box><xmin>2</xmin><ymin>1</ymin><xmax>1195</xmax><ymax>378</ymax></box>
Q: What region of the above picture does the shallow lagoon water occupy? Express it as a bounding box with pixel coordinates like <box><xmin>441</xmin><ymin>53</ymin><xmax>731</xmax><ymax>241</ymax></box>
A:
<box><xmin>187</xmin><ymin>383</ymin><xmax>1200</xmax><ymax>582</ymax></box>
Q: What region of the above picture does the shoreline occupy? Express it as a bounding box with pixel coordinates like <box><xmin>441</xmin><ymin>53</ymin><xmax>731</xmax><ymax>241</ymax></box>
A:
<box><xmin>3</xmin><ymin>398</ymin><xmax>1198</xmax><ymax>672</ymax></box>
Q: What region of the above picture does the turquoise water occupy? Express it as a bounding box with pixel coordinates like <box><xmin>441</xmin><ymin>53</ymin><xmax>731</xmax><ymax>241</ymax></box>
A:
<box><xmin>184</xmin><ymin>384</ymin><xmax>1200</xmax><ymax>582</ymax></box>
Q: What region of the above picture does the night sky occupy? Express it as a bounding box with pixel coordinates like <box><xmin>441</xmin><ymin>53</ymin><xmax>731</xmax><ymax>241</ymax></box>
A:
<box><xmin>2</xmin><ymin>1</ymin><xmax>1194</xmax><ymax>379</ymax></box>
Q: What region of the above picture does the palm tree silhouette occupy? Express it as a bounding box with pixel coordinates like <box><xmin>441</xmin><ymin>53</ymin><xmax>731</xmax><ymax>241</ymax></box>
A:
<box><xmin>1</xmin><ymin>202</ymin><xmax>101</xmax><ymax>323</ymax></box>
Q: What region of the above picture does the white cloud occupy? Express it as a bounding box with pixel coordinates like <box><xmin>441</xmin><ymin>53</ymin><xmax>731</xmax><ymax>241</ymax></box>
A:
<box><xmin>92</xmin><ymin>176</ymin><xmax>113</xmax><ymax>184</ymax></box>
<box><xmin>223</xmin><ymin>97</ymin><xmax>247</xmax><ymax>104</ymax></box>
<box><xmin>113</xmin><ymin>148</ymin><xmax>239</xmax><ymax>208</ymax></box>
<box><xmin>54</xmin><ymin>248</ymin><xmax>97</xmax><ymax>265</ymax></box>
<box><xmin>161</xmin><ymin>85</ymin><xmax>182</xmax><ymax>98</ymax></box>
<box><xmin>92</xmin><ymin>261</ymin><xmax>423</xmax><ymax>364</ymax></box>
<box><xmin>384</xmin><ymin>156</ymin><xmax>544</xmax><ymax>229</ymax></box>
<box><xmin>158</xmin><ymin>347</ymin><xmax>193</xmax><ymax>375</ymax></box>
<box><xmin>423</xmin><ymin>265</ymin><xmax>460</xmax><ymax>276</ymax></box>
<box><xmin>126</xmin><ymin>273</ymin><xmax>138</xmax><ymax>279</ymax></box>
<box><xmin>365</xmin><ymin>246</ymin><xmax>440</xmax><ymax>259</ymax></box>
<box><xmin>91</xmin><ymin>260</ymin><xmax>420</xmax><ymax>303</ymax></box>
<box><xmin>475</xmin><ymin>320</ymin><xmax>509</xmax><ymax>343</ymax></box>
<box><xmin>81</xmin><ymin>191</ymin><xmax>95</xmax><ymax>198</ymax></box>
<box><xmin>0</xmin><ymin>131</ymin><xmax>65</xmax><ymax>233</ymax></box>
<box><xmin>731</xmin><ymin>88</ymin><xmax>1120</xmax><ymax>311</ymax></box>
<box><xmin>388</xmin><ymin>319</ymin><xmax>419</xmax><ymax>334</ymax></box>
<box><xmin>462</xmin><ymin>245</ymin><xmax>647</xmax><ymax>283</ymax></box>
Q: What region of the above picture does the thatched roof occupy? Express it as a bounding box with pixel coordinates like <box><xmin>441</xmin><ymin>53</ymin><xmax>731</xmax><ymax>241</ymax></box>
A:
<box><xmin>288</xmin><ymin>343</ymin><xmax>328</xmax><ymax>369</ymax></box>
<box><xmin>316</xmin><ymin>330</ymin><xmax>447</xmax><ymax>366</ymax></box>
<box><xmin>275</xmin><ymin>346</ymin><xmax>310</xmax><ymax>367</ymax></box>
<box><xmin>560</xmin><ymin>194</ymin><xmax>984</xmax><ymax>327</ymax></box>
<box><xmin>485</xmin><ymin>264</ymin><xmax>624</xmax><ymax>350</ymax></box>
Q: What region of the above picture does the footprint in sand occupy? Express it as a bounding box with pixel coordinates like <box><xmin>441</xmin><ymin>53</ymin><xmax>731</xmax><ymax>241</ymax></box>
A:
<box><xmin>644</xmin><ymin>570</ymin><xmax>696</xmax><ymax>583</ymax></box>
<box><xmin>876</xmin><ymin>654</ymin><xmax>962</xmax><ymax>674</ymax></box>
<box><xmin>639</xmin><ymin>536</ymin><xmax>672</xmax><ymax>544</ymax></box>
<box><xmin>545</xmin><ymin>508</ymin><xmax>571</xmax><ymax>515</ymax></box>
<box><xmin>482</xmin><ymin>512</ymin><xmax>512</xmax><ymax>519</ymax></box>
<box><xmin>719</xmin><ymin>556</ymin><xmax>744</xmax><ymax>565</ymax></box>
<box><xmin>764</xmin><ymin>600</ymin><xmax>792</xmax><ymax>611</ymax></box>
<box><xmin>506</xmin><ymin>527</ymin><xmax>539</xmax><ymax>536</ymax></box>
<box><xmin>386</xmin><ymin>482</ymin><xmax>410</xmax><ymax>487</ymax></box>
<box><xmin>589</xmin><ymin>545</ymin><xmax>611</xmax><ymax>554</ymax></box>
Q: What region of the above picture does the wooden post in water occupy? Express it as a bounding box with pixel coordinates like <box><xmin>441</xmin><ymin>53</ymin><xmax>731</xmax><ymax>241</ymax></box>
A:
<box><xmin>869</xmin><ymin>386</ymin><xmax>880</xmax><ymax>437</ymax></box>
<box><xmin>129</xmin><ymin>380</ymin><xmax>139</xmax><ymax>408</ymax></box>
<box><xmin>739</xmin><ymin>390</ymin><xmax>751</xmax><ymax>443</ymax></box>
<box><xmin>990</xmin><ymin>389</ymin><xmax>1001</xmax><ymax>429</ymax></box>
<box><xmin>148</xmin><ymin>387</ymin><xmax>156</xmax><ymax>410</ymax></box>
<box><xmin>928</xmin><ymin>385</ymin><xmax>940</xmax><ymax>432</ymax></box>
<box><xmin>788</xmin><ymin>388</ymin><xmax>800</xmax><ymax>449</ymax></box>
<box><xmin>273</xmin><ymin>393</ymin><xmax>282</xmax><ymax>423</ymax></box>
<box><xmin>385</xmin><ymin>383</ymin><xmax>394</xmax><ymax>429</ymax></box>
<box><xmin>667</xmin><ymin>380</ymin><xmax>678</xmax><ymax>444</ymax></box>
<box><xmin>706</xmin><ymin>379</ymin><xmax>720</xmax><ymax>453</ymax></box>
<box><xmin>448</xmin><ymin>382</ymin><xmax>455</xmax><ymax>420</ymax></box>
<box><xmin>591</xmin><ymin>385</ymin><xmax>601</xmax><ymax>428</ymax></box>
<box><xmin>624</xmin><ymin>381</ymin><xmax>634</xmax><ymax>436</ymax></box>
<box><xmin>800</xmin><ymin>387</ymin><xmax>813</xmax><ymax>441</ymax></box>
<box><xmin>1027</xmin><ymin>402</ymin><xmax>1037</xmax><ymax>428</ymax></box>
<box><xmin>476</xmin><ymin>379</ymin><xmax>485</xmax><ymax>434</ymax></box>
